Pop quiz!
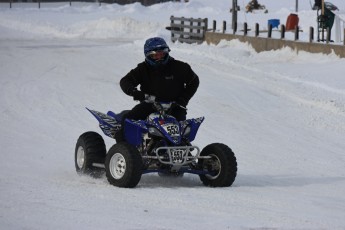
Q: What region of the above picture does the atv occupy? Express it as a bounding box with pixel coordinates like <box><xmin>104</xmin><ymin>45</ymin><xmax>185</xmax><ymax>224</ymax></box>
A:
<box><xmin>75</xmin><ymin>96</ymin><xmax>237</xmax><ymax>188</ymax></box>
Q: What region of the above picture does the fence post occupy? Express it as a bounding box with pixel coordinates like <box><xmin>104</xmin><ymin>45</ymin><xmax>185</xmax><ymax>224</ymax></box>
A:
<box><xmin>255</xmin><ymin>23</ymin><xmax>259</xmax><ymax>37</ymax></box>
<box><xmin>294</xmin><ymin>26</ymin><xmax>299</xmax><ymax>40</ymax></box>
<box><xmin>281</xmin><ymin>25</ymin><xmax>285</xmax><ymax>39</ymax></box>
<box><xmin>244</xmin><ymin>22</ymin><xmax>247</xmax><ymax>36</ymax></box>
<box><xmin>268</xmin><ymin>24</ymin><xmax>272</xmax><ymax>38</ymax></box>
<box><xmin>222</xmin><ymin>21</ymin><xmax>226</xmax><ymax>33</ymax></box>
<box><xmin>309</xmin><ymin>27</ymin><xmax>314</xmax><ymax>43</ymax></box>
<box><xmin>170</xmin><ymin>16</ymin><xmax>174</xmax><ymax>42</ymax></box>
<box><xmin>181</xmin><ymin>17</ymin><xmax>185</xmax><ymax>39</ymax></box>
<box><xmin>190</xmin><ymin>18</ymin><xmax>193</xmax><ymax>36</ymax></box>
<box><xmin>326</xmin><ymin>27</ymin><xmax>330</xmax><ymax>43</ymax></box>
<box><xmin>233</xmin><ymin>21</ymin><xmax>237</xmax><ymax>34</ymax></box>
<box><xmin>232</xmin><ymin>0</ymin><xmax>238</xmax><ymax>30</ymax></box>
<box><xmin>213</xmin><ymin>20</ymin><xmax>216</xmax><ymax>32</ymax></box>
<box><xmin>204</xmin><ymin>18</ymin><xmax>208</xmax><ymax>35</ymax></box>
<box><xmin>201</xmin><ymin>18</ymin><xmax>207</xmax><ymax>42</ymax></box>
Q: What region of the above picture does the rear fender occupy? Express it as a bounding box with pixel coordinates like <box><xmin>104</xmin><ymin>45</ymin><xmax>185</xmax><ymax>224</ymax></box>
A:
<box><xmin>86</xmin><ymin>108</ymin><xmax>121</xmax><ymax>139</ymax></box>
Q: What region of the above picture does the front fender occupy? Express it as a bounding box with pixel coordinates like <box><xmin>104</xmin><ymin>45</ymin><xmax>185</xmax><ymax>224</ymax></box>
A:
<box><xmin>181</xmin><ymin>117</ymin><xmax>205</xmax><ymax>142</ymax></box>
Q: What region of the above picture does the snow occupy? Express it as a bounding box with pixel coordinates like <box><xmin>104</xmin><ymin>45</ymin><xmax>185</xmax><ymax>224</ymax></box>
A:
<box><xmin>1</xmin><ymin>0</ymin><xmax>345</xmax><ymax>229</ymax></box>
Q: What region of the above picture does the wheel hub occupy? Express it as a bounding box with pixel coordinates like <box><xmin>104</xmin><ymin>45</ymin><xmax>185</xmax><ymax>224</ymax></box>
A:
<box><xmin>76</xmin><ymin>146</ymin><xmax>85</xmax><ymax>169</ymax></box>
<box><xmin>204</xmin><ymin>154</ymin><xmax>221</xmax><ymax>179</ymax></box>
<box><xmin>109</xmin><ymin>153</ymin><xmax>126</xmax><ymax>179</ymax></box>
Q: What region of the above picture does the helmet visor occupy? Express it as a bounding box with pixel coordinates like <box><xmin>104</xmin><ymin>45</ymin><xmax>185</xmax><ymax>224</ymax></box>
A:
<box><xmin>146</xmin><ymin>48</ymin><xmax>169</xmax><ymax>61</ymax></box>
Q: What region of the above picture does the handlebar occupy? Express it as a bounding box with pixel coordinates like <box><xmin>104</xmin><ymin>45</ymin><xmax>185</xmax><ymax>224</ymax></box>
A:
<box><xmin>143</xmin><ymin>94</ymin><xmax>187</xmax><ymax>114</ymax></box>
<box><xmin>143</xmin><ymin>94</ymin><xmax>157</xmax><ymax>103</ymax></box>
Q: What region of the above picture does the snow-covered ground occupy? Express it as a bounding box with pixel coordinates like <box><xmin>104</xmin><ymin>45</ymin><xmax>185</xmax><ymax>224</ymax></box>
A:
<box><xmin>1</xmin><ymin>0</ymin><xmax>345</xmax><ymax>229</ymax></box>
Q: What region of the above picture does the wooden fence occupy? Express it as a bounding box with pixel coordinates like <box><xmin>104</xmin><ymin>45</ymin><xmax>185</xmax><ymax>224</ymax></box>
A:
<box><xmin>167</xmin><ymin>16</ymin><xmax>345</xmax><ymax>57</ymax></box>
<box><xmin>167</xmin><ymin>16</ymin><xmax>208</xmax><ymax>44</ymax></box>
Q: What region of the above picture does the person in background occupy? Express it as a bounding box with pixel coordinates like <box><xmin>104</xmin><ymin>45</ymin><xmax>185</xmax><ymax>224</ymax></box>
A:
<box><xmin>246</xmin><ymin>0</ymin><xmax>264</xmax><ymax>13</ymax></box>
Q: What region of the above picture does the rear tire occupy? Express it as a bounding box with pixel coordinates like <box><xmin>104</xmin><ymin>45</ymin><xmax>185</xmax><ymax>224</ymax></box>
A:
<box><xmin>75</xmin><ymin>132</ymin><xmax>106</xmax><ymax>176</ymax></box>
<box><xmin>105</xmin><ymin>143</ymin><xmax>143</xmax><ymax>188</ymax></box>
<box><xmin>198</xmin><ymin>143</ymin><xmax>237</xmax><ymax>187</ymax></box>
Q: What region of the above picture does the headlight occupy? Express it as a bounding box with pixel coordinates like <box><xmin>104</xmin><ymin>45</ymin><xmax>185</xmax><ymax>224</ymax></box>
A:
<box><xmin>148</xmin><ymin>127</ymin><xmax>164</xmax><ymax>137</ymax></box>
<box><xmin>183</xmin><ymin>125</ymin><xmax>191</xmax><ymax>137</ymax></box>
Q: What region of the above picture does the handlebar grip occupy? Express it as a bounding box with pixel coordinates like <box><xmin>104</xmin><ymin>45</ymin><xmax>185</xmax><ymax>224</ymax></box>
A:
<box><xmin>144</xmin><ymin>94</ymin><xmax>156</xmax><ymax>103</ymax></box>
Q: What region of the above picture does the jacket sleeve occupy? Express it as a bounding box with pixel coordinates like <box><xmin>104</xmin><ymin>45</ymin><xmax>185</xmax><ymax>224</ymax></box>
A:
<box><xmin>181</xmin><ymin>67</ymin><xmax>199</xmax><ymax>105</ymax></box>
<box><xmin>120</xmin><ymin>64</ymin><xmax>144</xmax><ymax>96</ymax></box>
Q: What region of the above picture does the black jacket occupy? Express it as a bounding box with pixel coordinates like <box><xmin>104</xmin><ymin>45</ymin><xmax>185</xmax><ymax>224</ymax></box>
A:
<box><xmin>120</xmin><ymin>57</ymin><xmax>199</xmax><ymax>105</ymax></box>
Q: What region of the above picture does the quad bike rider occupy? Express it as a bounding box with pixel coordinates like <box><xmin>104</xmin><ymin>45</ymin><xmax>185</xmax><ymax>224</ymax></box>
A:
<box><xmin>115</xmin><ymin>37</ymin><xmax>200</xmax><ymax>143</ymax></box>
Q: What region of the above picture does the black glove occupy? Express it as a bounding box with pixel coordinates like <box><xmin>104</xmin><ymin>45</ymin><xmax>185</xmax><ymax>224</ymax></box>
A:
<box><xmin>176</xmin><ymin>97</ymin><xmax>188</xmax><ymax>108</ymax></box>
<box><xmin>131</xmin><ymin>89</ymin><xmax>145</xmax><ymax>102</ymax></box>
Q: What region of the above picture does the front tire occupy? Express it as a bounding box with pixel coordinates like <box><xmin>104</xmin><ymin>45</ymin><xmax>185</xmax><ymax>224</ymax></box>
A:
<box><xmin>198</xmin><ymin>143</ymin><xmax>237</xmax><ymax>187</ymax></box>
<box><xmin>105</xmin><ymin>143</ymin><xmax>143</xmax><ymax>188</ymax></box>
<box><xmin>75</xmin><ymin>132</ymin><xmax>106</xmax><ymax>176</ymax></box>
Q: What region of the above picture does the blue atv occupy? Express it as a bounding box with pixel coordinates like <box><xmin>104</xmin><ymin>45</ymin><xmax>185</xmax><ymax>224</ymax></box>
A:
<box><xmin>75</xmin><ymin>96</ymin><xmax>237</xmax><ymax>188</ymax></box>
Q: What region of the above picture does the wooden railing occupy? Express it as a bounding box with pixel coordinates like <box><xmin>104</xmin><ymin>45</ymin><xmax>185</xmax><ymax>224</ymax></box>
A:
<box><xmin>167</xmin><ymin>16</ymin><xmax>208</xmax><ymax>44</ymax></box>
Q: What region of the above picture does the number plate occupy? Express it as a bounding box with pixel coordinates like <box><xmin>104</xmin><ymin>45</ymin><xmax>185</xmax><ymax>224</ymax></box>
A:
<box><xmin>171</xmin><ymin>149</ymin><xmax>186</xmax><ymax>164</ymax></box>
<box><xmin>162</xmin><ymin>124</ymin><xmax>180</xmax><ymax>137</ymax></box>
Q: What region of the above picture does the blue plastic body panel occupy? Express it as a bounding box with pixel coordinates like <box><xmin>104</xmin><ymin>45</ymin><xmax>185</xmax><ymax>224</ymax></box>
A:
<box><xmin>87</xmin><ymin>107</ymin><xmax>204</xmax><ymax>146</ymax></box>
<box><xmin>124</xmin><ymin>119</ymin><xmax>147</xmax><ymax>146</ymax></box>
